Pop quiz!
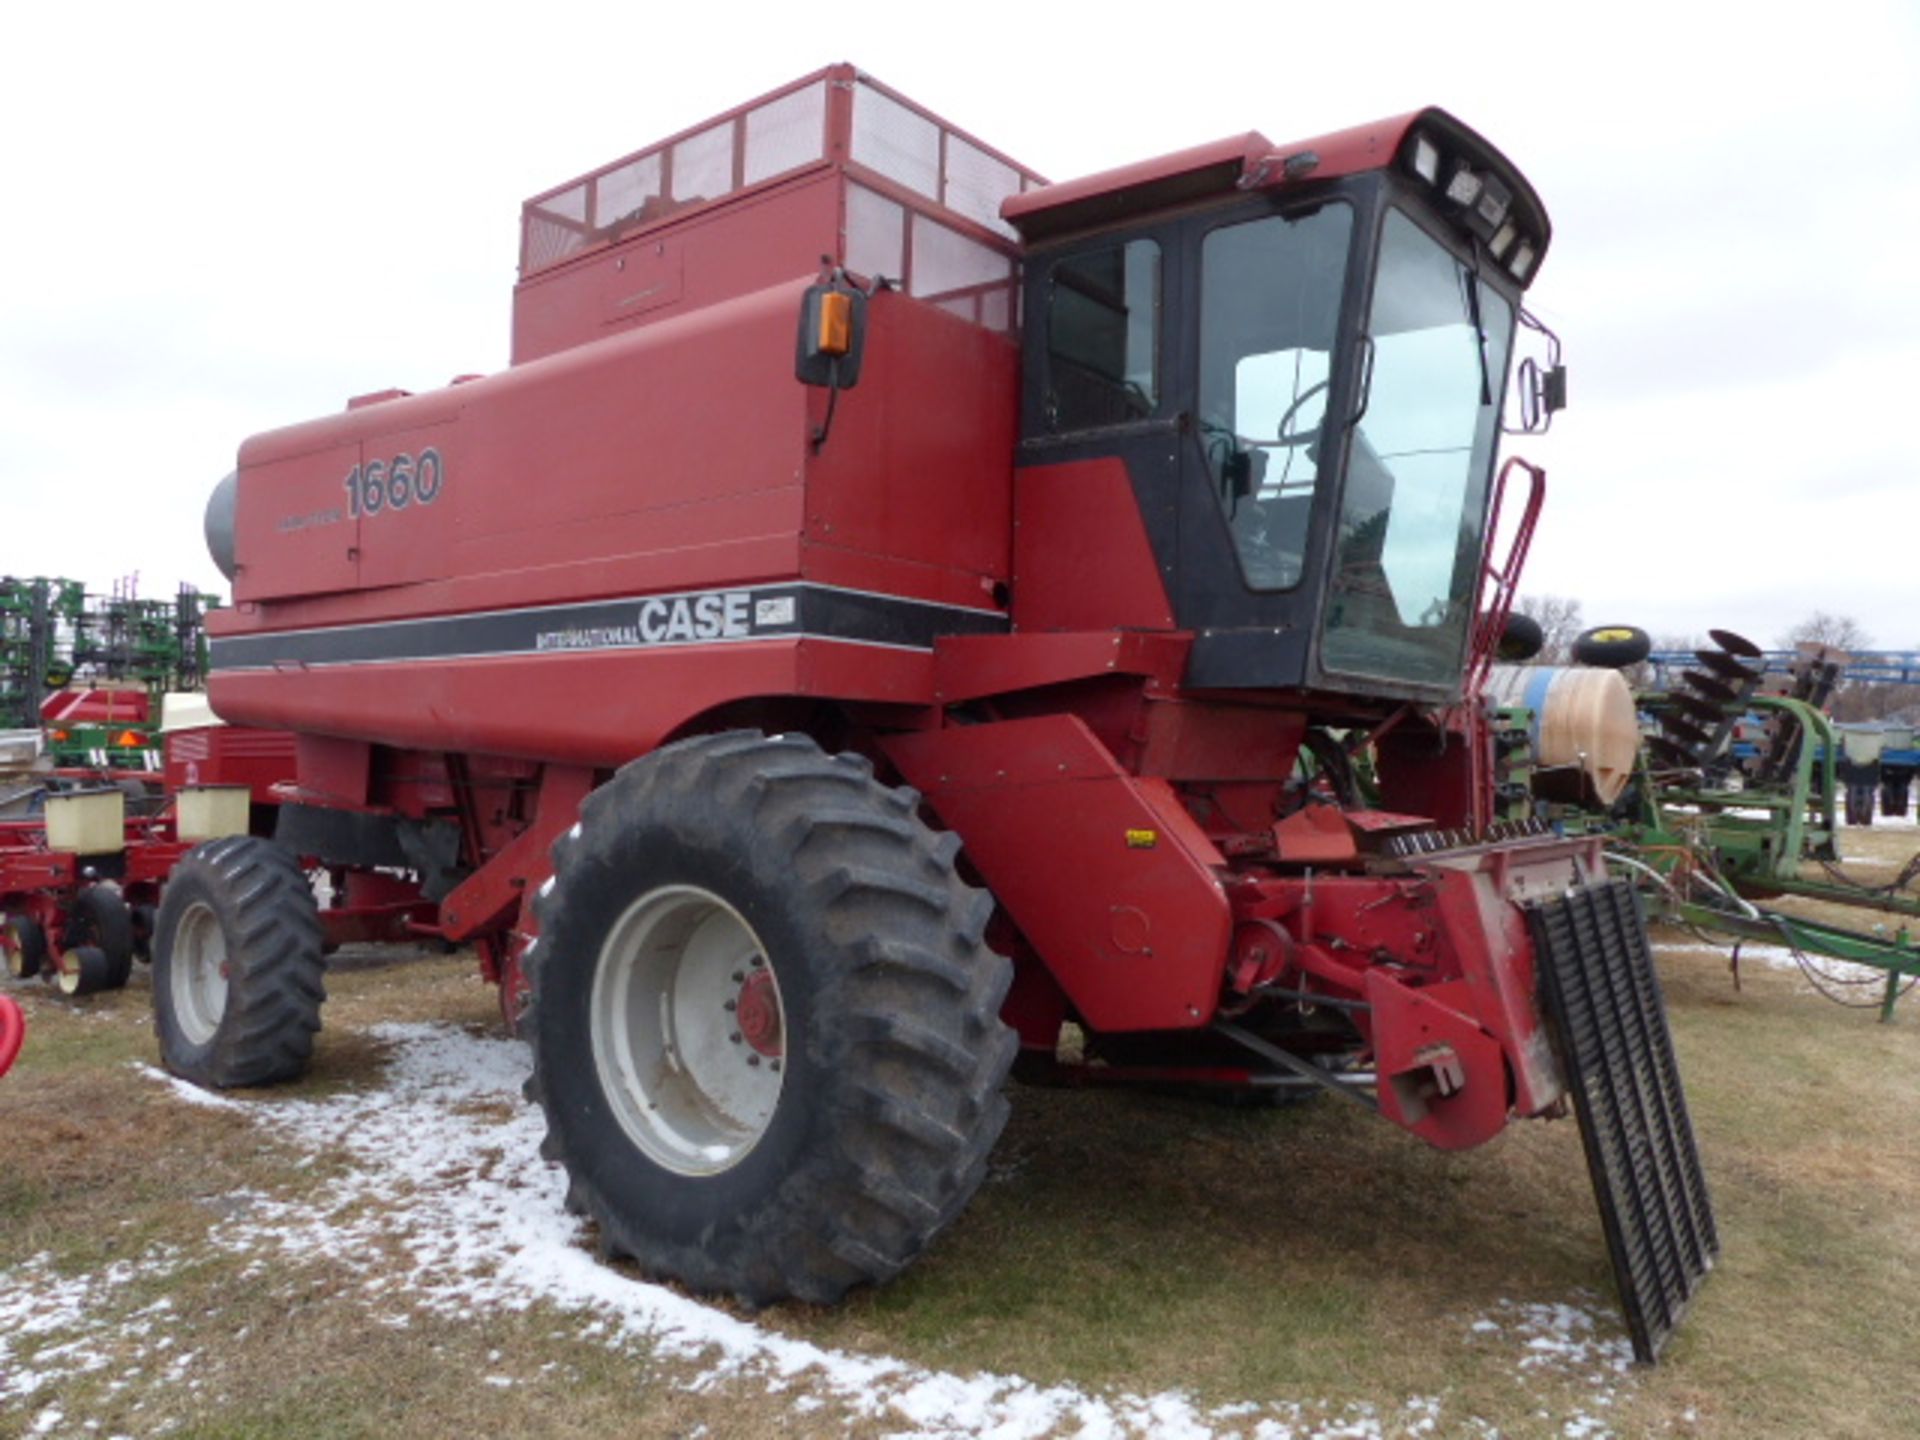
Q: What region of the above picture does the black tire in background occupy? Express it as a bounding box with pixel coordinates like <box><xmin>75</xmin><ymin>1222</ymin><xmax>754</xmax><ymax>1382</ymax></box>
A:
<box><xmin>1572</xmin><ymin>625</ymin><xmax>1653</xmax><ymax>669</ymax></box>
<box><xmin>4</xmin><ymin>914</ymin><xmax>47</xmax><ymax>980</ymax></box>
<box><xmin>1497</xmin><ymin>611</ymin><xmax>1546</xmax><ymax>662</ymax></box>
<box><xmin>528</xmin><ymin>730</ymin><xmax>1016</xmax><ymax>1306</ymax></box>
<box><xmin>70</xmin><ymin>885</ymin><xmax>135</xmax><ymax>990</ymax></box>
<box><xmin>153</xmin><ymin>836</ymin><xmax>326</xmax><ymax>1088</ymax></box>
<box><xmin>130</xmin><ymin>902</ymin><xmax>158</xmax><ymax>963</ymax></box>
<box><xmin>57</xmin><ymin>946</ymin><xmax>114</xmax><ymax>997</ymax></box>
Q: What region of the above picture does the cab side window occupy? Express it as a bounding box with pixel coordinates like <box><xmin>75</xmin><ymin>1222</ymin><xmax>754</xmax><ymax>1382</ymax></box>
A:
<box><xmin>1043</xmin><ymin>240</ymin><xmax>1161</xmax><ymax>431</ymax></box>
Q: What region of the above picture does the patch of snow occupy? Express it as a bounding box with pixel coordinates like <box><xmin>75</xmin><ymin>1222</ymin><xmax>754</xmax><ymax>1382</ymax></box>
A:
<box><xmin>1655</xmin><ymin>938</ymin><xmax>1893</xmax><ymax>990</ymax></box>
<box><xmin>1464</xmin><ymin>1298</ymin><xmax>1632</xmax><ymax>1439</ymax></box>
<box><xmin>96</xmin><ymin>1021</ymin><xmax>1633</xmax><ymax>1438</ymax></box>
<box><xmin>0</xmin><ymin>1246</ymin><xmax>185</xmax><ymax>1404</ymax></box>
<box><xmin>129</xmin><ymin>1064</ymin><xmax>247</xmax><ymax>1111</ymax></box>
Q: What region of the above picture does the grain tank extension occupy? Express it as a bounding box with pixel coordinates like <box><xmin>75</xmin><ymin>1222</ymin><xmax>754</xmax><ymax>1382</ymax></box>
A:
<box><xmin>187</xmin><ymin>67</ymin><xmax>1713</xmax><ymax>1361</ymax></box>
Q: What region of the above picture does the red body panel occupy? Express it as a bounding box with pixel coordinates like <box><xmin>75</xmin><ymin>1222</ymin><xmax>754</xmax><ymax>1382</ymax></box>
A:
<box><xmin>213</xmin><ymin>640</ymin><xmax>931</xmax><ymax>769</ymax></box>
<box><xmin>1013</xmin><ymin>459</ymin><xmax>1174</xmax><ymax>633</ymax></box>
<box><xmin>165</xmin><ymin>725</ymin><xmax>298</xmax><ymax>803</ymax></box>
<box><xmin>228</xmin><ymin>280</ymin><xmax>811</xmax><ymax>614</ymax></box>
<box><xmin>883</xmin><ymin>714</ymin><xmax>1233</xmax><ymax>1032</ymax></box>
<box><xmin>212</xmin><ymin>287</ymin><xmax>1015</xmax><ymax>764</ymax></box>
<box><xmin>514</xmin><ymin>176</ymin><xmax>844</xmax><ymax>366</ymax></box>
<box><xmin>42</xmin><ymin>690</ymin><xmax>150</xmax><ymax>725</ymax></box>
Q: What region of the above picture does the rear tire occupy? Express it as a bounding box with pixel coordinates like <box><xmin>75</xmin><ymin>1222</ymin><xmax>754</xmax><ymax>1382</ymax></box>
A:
<box><xmin>528</xmin><ymin>730</ymin><xmax>1016</xmax><ymax>1306</ymax></box>
<box><xmin>153</xmin><ymin>836</ymin><xmax>326</xmax><ymax>1088</ymax></box>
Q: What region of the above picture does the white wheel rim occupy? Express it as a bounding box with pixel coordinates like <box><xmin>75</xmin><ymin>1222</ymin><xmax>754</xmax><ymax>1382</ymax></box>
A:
<box><xmin>589</xmin><ymin>885</ymin><xmax>787</xmax><ymax>1177</ymax></box>
<box><xmin>172</xmin><ymin>900</ymin><xmax>229</xmax><ymax>1045</ymax></box>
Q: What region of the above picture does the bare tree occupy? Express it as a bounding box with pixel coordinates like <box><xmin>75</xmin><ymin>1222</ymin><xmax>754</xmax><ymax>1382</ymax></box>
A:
<box><xmin>1778</xmin><ymin>612</ymin><xmax>1871</xmax><ymax>653</ymax></box>
<box><xmin>1515</xmin><ymin>593</ymin><xmax>1584</xmax><ymax>664</ymax></box>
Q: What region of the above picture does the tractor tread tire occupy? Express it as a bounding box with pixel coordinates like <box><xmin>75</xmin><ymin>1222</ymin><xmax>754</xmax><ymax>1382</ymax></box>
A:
<box><xmin>153</xmin><ymin>836</ymin><xmax>326</xmax><ymax>1088</ymax></box>
<box><xmin>527</xmin><ymin>729</ymin><xmax>1015</xmax><ymax>1307</ymax></box>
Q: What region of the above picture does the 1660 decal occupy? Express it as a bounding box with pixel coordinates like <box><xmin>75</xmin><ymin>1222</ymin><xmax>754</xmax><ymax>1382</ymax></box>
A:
<box><xmin>343</xmin><ymin>448</ymin><xmax>445</xmax><ymax>519</ymax></box>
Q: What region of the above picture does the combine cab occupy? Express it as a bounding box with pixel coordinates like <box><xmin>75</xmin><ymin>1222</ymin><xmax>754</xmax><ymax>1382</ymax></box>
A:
<box><xmin>184</xmin><ymin>67</ymin><xmax>1713</xmax><ymax>1360</ymax></box>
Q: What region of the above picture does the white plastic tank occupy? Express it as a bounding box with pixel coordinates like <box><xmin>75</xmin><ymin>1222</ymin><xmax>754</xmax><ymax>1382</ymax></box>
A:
<box><xmin>1838</xmin><ymin>727</ymin><xmax>1887</xmax><ymax>766</ymax></box>
<box><xmin>1485</xmin><ymin>664</ymin><xmax>1642</xmax><ymax>805</ymax></box>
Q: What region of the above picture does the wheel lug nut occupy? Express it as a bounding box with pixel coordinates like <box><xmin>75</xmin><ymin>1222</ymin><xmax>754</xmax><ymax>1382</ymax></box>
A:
<box><xmin>750</xmin><ymin>955</ymin><xmax>764</xmax><ymax>969</ymax></box>
<box><xmin>731</xmin><ymin>971</ymin><xmax>745</xmax><ymax>983</ymax></box>
<box><xmin>769</xmin><ymin>1060</ymin><xmax>781</xmax><ymax>1073</ymax></box>
<box><xmin>730</xmin><ymin>1031</ymin><xmax>742</xmax><ymax>1044</ymax></box>
<box><xmin>723</xmin><ymin>999</ymin><xmax>736</xmax><ymax>1011</ymax></box>
<box><xmin>747</xmin><ymin>1055</ymin><xmax>761</xmax><ymax>1067</ymax></box>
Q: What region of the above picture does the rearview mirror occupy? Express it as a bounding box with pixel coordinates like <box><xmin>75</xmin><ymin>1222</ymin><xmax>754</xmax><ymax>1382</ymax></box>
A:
<box><xmin>1505</xmin><ymin>308</ymin><xmax>1565</xmax><ymax>435</ymax></box>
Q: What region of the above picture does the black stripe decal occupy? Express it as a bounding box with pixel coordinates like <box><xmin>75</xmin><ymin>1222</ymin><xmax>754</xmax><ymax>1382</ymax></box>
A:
<box><xmin>208</xmin><ymin>584</ymin><xmax>1006</xmax><ymax>672</ymax></box>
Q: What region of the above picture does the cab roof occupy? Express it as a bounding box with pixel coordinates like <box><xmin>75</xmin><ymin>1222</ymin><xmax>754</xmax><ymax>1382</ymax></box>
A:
<box><xmin>1001</xmin><ymin>107</ymin><xmax>1551</xmax><ymax>282</ymax></box>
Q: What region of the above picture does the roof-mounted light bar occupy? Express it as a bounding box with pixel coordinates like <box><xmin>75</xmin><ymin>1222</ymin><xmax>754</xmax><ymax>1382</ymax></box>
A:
<box><xmin>1403</xmin><ymin>128</ymin><xmax>1541</xmax><ymax>285</ymax></box>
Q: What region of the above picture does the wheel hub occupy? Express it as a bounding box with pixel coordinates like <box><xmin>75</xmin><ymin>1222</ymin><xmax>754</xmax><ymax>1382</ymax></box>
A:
<box><xmin>170</xmin><ymin>899</ymin><xmax>231</xmax><ymax>1046</ymax></box>
<box><xmin>735</xmin><ymin>968</ymin><xmax>783</xmax><ymax>1057</ymax></box>
<box><xmin>589</xmin><ymin>885</ymin><xmax>788</xmax><ymax>1176</ymax></box>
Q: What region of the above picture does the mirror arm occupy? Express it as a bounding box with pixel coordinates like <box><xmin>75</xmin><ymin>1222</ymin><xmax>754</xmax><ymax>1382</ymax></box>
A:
<box><xmin>811</xmin><ymin>357</ymin><xmax>843</xmax><ymax>453</ymax></box>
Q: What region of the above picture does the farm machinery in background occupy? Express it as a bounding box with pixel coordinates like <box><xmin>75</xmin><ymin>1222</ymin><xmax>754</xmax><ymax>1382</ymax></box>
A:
<box><xmin>0</xmin><ymin>577</ymin><xmax>241</xmax><ymax>997</ymax></box>
<box><xmin>1832</xmin><ymin>722</ymin><xmax>1918</xmax><ymax>825</ymax></box>
<box><xmin>1</xmin><ymin>576</ymin><xmax>219</xmax><ymax>785</ymax></box>
<box><xmin>43</xmin><ymin>69</ymin><xmax>1716</xmax><ymax>1362</ymax></box>
<box><xmin>1648</xmin><ymin>644</ymin><xmax>1920</xmax><ymax>826</ymax></box>
<box><xmin>1</xmin><ymin>716</ymin><xmax>438</xmax><ymax>997</ymax></box>
<box><xmin>1491</xmin><ymin>628</ymin><xmax>1920</xmax><ymax>1019</ymax></box>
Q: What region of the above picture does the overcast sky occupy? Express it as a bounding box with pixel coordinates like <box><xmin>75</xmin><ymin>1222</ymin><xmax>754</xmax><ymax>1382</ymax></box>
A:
<box><xmin>3</xmin><ymin>2</ymin><xmax>1915</xmax><ymax>651</ymax></box>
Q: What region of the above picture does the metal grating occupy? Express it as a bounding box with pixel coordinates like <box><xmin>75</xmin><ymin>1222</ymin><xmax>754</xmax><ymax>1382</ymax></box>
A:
<box><xmin>1527</xmin><ymin>879</ymin><xmax>1718</xmax><ymax>1364</ymax></box>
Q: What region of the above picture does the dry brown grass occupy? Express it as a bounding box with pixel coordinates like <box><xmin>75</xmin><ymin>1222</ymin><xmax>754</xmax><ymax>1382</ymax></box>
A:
<box><xmin>4</xmin><ymin>825</ymin><xmax>1920</xmax><ymax>1440</ymax></box>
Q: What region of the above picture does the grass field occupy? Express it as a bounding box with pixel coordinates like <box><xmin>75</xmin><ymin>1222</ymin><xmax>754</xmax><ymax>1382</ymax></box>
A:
<box><xmin>3</xmin><ymin>822</ymin><xmax>1918</xmax><ymax>1439</ymax></box>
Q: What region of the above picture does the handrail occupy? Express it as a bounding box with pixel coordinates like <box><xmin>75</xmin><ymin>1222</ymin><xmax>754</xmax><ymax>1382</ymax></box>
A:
<box><xmin>1464</xmin><ymin>456</ymin><xmax>1546</xmax><ymax>699</ymax></box>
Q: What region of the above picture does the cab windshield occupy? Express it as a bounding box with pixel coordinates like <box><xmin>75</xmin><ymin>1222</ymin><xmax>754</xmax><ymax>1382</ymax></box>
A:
<box><xmin>1321</xmin><ymin>209</ymin><xmax>1513</xmax><ymax>687</ymax></box>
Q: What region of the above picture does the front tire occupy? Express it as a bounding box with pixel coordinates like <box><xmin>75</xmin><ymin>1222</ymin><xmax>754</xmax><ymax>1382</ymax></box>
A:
<box><xmin>528</xmin><ymin>730</ymin><xmax>1016</xmax><ymax>1306</ymax></box>
<box><xmin>153</xmin><ymin>837</ymin><xmax>326</xmax><ymax>1087</ymax></box>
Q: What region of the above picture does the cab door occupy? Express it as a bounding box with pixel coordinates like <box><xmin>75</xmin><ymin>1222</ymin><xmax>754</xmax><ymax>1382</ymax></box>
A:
<box><xmin>1013</xmin><ymin>227</ymin><xmax>1185</xmax><ymax>633</ymax></box>
<box><xmin>1173</xmin><ymin>199</ymin><xmax>1362</xmax><ymax>688</ymax></box>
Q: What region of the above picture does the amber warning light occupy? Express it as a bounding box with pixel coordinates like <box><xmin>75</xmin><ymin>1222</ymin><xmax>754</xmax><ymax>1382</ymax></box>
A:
<box><xmin>795</xmin><ymin>282</ymin><xmax>868</xmax><ymax>389</ymax></box>
<box><xmin>816</xmin><ymin>291</ymin><xmax>853</xmax><ymax>356</ymax></box>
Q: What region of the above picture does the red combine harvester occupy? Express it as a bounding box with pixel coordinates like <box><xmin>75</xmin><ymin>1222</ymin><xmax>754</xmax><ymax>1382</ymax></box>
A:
<box><xmin>182</xmin><ymin>67</ymin><xmax>1713</xmax><ymax>1360</ymax></box>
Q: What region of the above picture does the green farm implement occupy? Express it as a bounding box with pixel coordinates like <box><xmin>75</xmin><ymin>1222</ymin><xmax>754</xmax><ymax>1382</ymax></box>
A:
<box><xmin>1497</xmin><ymin>627</ymin><xmax>1920</xmax><ymax>1018</ymax></box>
